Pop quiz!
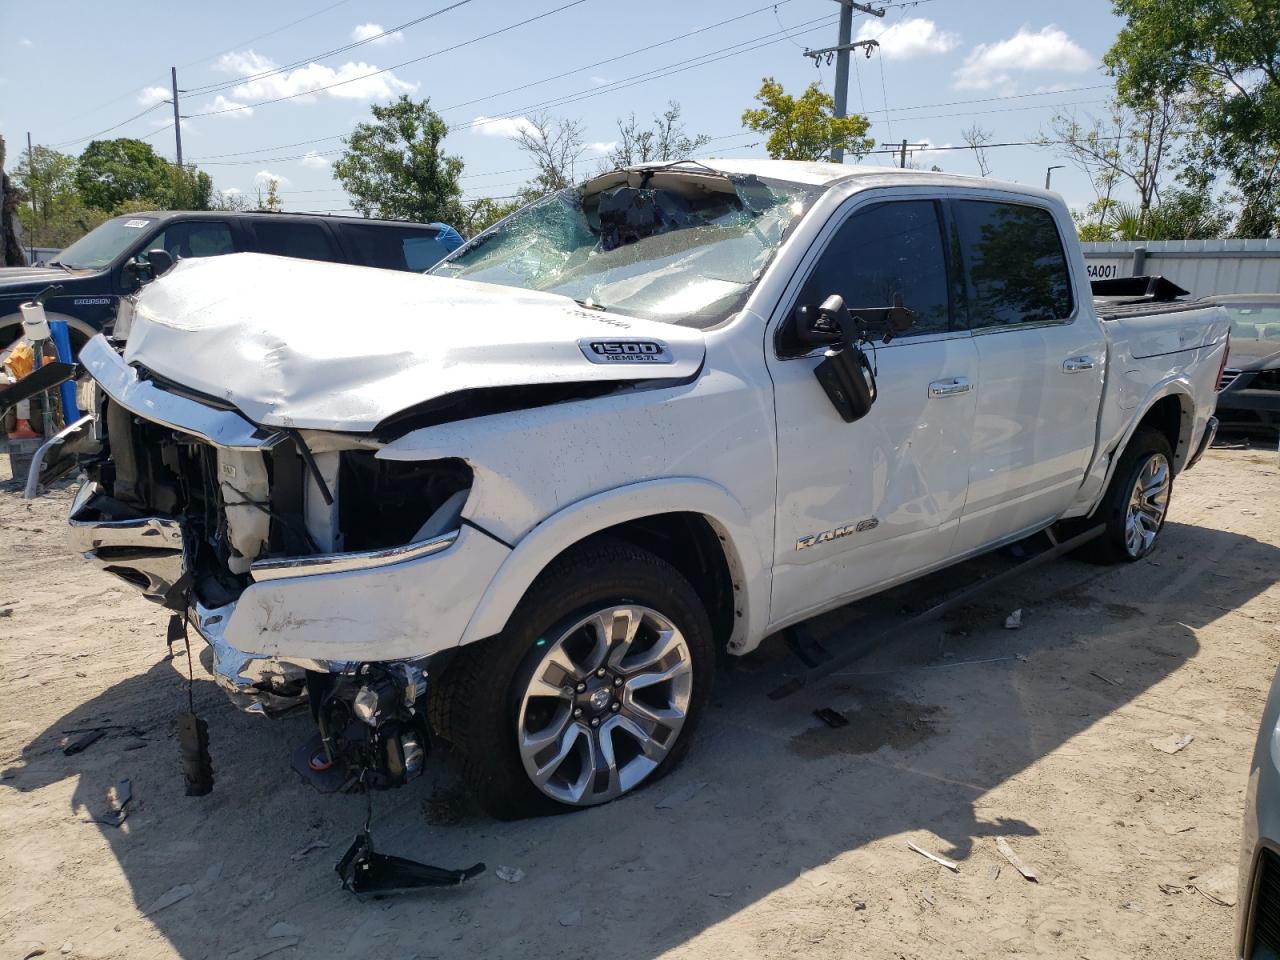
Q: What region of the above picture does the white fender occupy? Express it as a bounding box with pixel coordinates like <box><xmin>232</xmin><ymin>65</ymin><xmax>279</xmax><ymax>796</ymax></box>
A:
<box><xmin>461</xmin><ymin>476</ymin><xmax>770</xmax><ymax>653</ymax></box>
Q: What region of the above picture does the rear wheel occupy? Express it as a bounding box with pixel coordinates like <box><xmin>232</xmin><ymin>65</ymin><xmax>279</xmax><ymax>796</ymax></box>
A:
<box><xmin>1083</xmin><ymin>426</ymin><xmax>1174</xmax><ymax>563</ymax></box>
<box><xmin>430</xmin><ymin>538</ymin><xmax>714</xmax><ymax>819</ymax></box>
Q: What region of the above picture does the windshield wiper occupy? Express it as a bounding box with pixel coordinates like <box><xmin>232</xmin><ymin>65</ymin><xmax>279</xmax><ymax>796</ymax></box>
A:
<box><xmin>573</xmin><ymin>297</ymin><xmax>607</xmax><ymax>312</ymax></box>
<box><xmin>47</xmin><ymin>260</ymin><xmax>75</xmax><ymax>274</ymax></box>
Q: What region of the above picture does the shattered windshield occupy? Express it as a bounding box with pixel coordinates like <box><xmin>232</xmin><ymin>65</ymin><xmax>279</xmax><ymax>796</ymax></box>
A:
<box><xmin>429</xmin><ymin>172</ymin><xmax>818</xmax><ymax>328</ymax></box>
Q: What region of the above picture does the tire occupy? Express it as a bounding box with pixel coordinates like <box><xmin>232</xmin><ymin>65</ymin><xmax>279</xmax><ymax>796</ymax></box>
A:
<box><xmin>429</xmin><ymin>537</ymin><xmax>715</xmax><ymax>820</ymax></box>
<box><xmin>1080</xmin><ymin>426</ymin><xmax>1174</xmax><ymax>564</ymax></box>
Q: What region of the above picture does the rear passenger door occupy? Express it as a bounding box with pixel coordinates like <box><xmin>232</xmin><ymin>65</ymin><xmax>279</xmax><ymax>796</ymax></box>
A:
<box><xmin>950</xmin><ymin>197</ymin><xmax>1106</xmax><ymax>555</ymax></box>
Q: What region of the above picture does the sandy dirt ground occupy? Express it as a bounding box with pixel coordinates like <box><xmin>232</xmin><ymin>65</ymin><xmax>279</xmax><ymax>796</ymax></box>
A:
<box><xmin>1</xmin><ymin>444</ymin><xmax>1277</xmax><ymax>960</ymax></box>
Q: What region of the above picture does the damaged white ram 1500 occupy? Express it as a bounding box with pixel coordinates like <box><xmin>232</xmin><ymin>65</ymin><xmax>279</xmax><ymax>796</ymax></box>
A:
<box><xmin>45</xmin><ymin>160</ymin><xmax>1228</xmax><ymax>819</ymax></box>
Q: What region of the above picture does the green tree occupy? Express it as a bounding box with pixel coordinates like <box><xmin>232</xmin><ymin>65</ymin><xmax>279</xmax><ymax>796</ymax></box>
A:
<box><xmin>15</xmin><ymin>146</ymin><xmax>77</xmax><ymax>222</ymax></box>
<box><xmin>458</xmin><ymin>195</ymin><xmax>526</xmax><ymax>236</ymax></box>
<box><xmin>75</xmin><ymin>138</ymin><xmax>172</xmax><ymax>211</ymax></box>
<box><xmin>1044</xmin><ymin>95</ymin><xmax>1184</xmax><ymax>236</ymax></box>
<box><xmin>256</xmin><ymin>179</ymin><xmax>283</xmax><ymax>212</ymax></box>
<box><xmin>741</xmin><ymin>78</ymin><xmax>874</xmax><ymax>162</ymax></box>
<box><xmin>1104</xmin><ymin>0</ymin><xmax>1280</xmax><ymax>236</ymax></box>
<box><xmin>167</xmin><ymin>164</ymin><xmax>214</xmax><ymax>210</ymax></box>
<box><xmin>511</xmin><ymin>113</ymin><xmax>585</xmax><ymax>192</ymax></box>
<box><xmin>608</xmin><ymin>101</ymin><xmax>711</xmax><ymax>167</ymax></box>
<box><xmin>334</xmin><ymin>95</ymin><xmax>465</xmax><ymax>224</ymax></box>
<box><xmin>12</xmin><ymin>145</ymin><xmax>104</xmax><ymax>247</ymax></box>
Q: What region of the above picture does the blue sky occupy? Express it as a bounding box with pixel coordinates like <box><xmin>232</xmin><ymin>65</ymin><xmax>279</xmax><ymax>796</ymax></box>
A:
<box><xmin>1</xmin><ymin>0</ymin><xmax>1130</xmax><ymax>217</ymax></box>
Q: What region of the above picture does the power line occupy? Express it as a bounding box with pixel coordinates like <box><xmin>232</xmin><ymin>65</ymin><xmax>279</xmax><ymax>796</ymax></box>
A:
<box><xmin>177</xmin><ymin>0</ymin><xmax>356</xmax><ymax>70</ymax></box>
<box><xmin>182</xmin><ymin>0</ymin><xmax>961</xmax><ymax>166</ymax></box>
<box><xmin>186</xmin><ymin>0</ymin><xmax>593</xmax><ymax>118</ymax></box>
<box><xmin>867</xmin><ymin>84</ymin><xmax>1110</xmax><ymax>116</ymax></box>
<box><xmin>448</xmin><ymin>16</ymin><xmax>840</xmax><ymax>133</ymax></box>
<box><xmin>48</xmin><ymin>0</ymin><xmax>355</xmax><ymax>138</ymax></box>
<box><xmin>184</xmin><ymin>0</ymin><xmax>475</xmax><ymax>97</ymax></box>
<box><xmin>48</xmin><ymin>102</ymin><xmax>169</xmax><ymax>148</ymax></box>
<box><xmin>187</xmin><ymin>3</ymin><xmax>810</xmax><ymax>162</ymax></box>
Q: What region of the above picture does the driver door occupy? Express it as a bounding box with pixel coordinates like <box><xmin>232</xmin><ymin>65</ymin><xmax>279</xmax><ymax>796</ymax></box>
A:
<box><xmin>766</xmin><ymin>196</ymin><xmax>978</xmax><ymax>627</ymax></box>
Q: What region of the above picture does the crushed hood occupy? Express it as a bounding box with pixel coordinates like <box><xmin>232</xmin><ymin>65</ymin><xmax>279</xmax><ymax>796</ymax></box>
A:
<box><xmin>124</xmin><ymin>253</ymin><xmax>706</xmax><ymax>432</ymax></box>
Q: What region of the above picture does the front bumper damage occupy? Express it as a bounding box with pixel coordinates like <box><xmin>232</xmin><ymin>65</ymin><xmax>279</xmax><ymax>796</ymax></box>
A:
<box><xmin>65</xmin><ymin>335</ymin><xmax>504</xmax><ymax>799</ymax></box>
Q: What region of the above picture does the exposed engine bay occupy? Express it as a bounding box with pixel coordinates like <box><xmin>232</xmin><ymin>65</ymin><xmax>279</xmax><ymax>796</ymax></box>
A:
<box><xmin>68</xmin><ymin>372</ymin><xmax>474</xmax><ymax>800</ymax></box>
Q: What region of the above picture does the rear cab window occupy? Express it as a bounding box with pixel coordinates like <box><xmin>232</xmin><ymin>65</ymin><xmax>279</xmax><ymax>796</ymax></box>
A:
<box><xmin>953</xmin><ymin>199</ymin><xmax>1074</xmax><ymax>329</ymax></box>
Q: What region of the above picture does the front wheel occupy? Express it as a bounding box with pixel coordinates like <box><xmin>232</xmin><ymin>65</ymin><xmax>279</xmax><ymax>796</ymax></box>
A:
<box><xmin>430</xmin><ymin>538</ymin><xmax>714</xmax><ymax>819</ymax></box>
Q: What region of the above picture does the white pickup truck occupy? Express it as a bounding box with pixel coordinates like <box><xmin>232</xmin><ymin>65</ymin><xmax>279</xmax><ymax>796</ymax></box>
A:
<box><xmin>51</xmin><ymin>159</ymin><xmax>1228</xmax><ymax>819</ymax></box>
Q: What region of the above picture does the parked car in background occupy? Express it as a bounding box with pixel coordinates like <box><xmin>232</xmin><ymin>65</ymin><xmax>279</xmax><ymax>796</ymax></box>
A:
<box><xmin>1210</xmin><ymin>294</ymin><xmax>1280</xmax><ymax>436</ymax></box>
<box><xmin>1238</xmin><ymin>665</ymin><xmax>1280</xmax><ymax>960</ymax></box>
<box><xmin>0</xmin><ymin>211</ymin><xmax>463</xmax><ymax>355</ymax></box>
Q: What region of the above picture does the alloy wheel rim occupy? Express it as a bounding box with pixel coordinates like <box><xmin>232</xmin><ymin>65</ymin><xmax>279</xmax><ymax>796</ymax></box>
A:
<box><xmin>1123</xmin><ymin>452</ymin><xmax>1170</xmax><ymax>558</ymax></box>
<box><xmin>516</xmin><ymin>604</ymin><xmax>693</xmax><ymax>806</ymax></box>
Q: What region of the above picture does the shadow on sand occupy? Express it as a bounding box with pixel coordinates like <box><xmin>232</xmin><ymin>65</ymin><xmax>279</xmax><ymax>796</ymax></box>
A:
<box><xmin>5</xmin><ymin>517</ymin><xmax>1273</xmax><ymax>958</ymax></box>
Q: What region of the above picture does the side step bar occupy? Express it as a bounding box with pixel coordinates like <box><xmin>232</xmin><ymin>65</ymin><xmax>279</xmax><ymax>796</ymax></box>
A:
<box><xmin>767</xmin><ymin>523</ymin><xmax>1106</xmax><ymax>700</ymax></box>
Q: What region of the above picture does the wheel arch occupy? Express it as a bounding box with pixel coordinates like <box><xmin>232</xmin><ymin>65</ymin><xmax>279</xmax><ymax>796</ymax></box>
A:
<box><xmin>0</xmin><ymin>311</ymin><xmax>99</xmax><ymax>356</ymax></box>
<box><xmin>1136</xmin><ymin>390</ymin><xmax>1194</xmax><ymax>470</ymax></box>
<box><xmin>460</xmin><ymin>477</ymin><xmax>767</xmax><ymax>655</ymax></box>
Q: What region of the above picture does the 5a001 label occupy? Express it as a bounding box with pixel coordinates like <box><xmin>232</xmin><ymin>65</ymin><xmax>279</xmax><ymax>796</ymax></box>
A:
<box><xmin>579</xmin><ymin>339</ymin><xmax>673</xmax><ymax>364</ymax></box>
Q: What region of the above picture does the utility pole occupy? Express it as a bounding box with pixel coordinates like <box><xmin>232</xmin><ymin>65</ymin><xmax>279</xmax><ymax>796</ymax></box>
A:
<box><xmin>170</xmin><ymin>66</ymin><xmax>183</xmax><ymax>168</ymax></box>
<box><xmin>1045</xmin><ymin>165</ymin><xmax>1064</xmax><ymax>190</ymax></box>
<box><xmin>26</xmin><ymin>131</ymin><xmax>35</xmax><ymax>263</ymax></box>
<box><xmin>899</xmin><ymin>139</ymin><xmax>908</xmax><ymax>168</ymax></box>
<box><xmin>804</xmin><ymin>0</ymin><xmax>884</xmax><ymax>164</ymax></box>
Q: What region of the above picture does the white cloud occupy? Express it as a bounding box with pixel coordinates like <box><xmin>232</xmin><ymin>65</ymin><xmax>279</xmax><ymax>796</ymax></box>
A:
<box><xmin>254</xmin><ymin>169</ymin><xmax>291</xmax><ymax>188</ymax></box>
<box><xmin>857</xmin><ymin>18</ymin><xmax>959</xmax><ymax>59</ymax></box>
<box><xmin>586</xmin><ymin>141</ymin><xmax>618</xmax><ymax>155</ymax></box>
<box><xmin>19</xmin><ymin>38</ymin><xmax>33</xmax><ymax>48</ymax></box>
<box><xmin>954</xmin><ymin>25</ymin><xmax>1092</xmax><ymax>90</ymax></box>
<box><xmin>471</xmin><ymin>114</ymin><xmax>539</xmax><ymax>138</ymax></box>
<box><xmin>138</xmin><ymin>86</ymin><xmax>170</xmax><ymax>107</ymax></box>
<box><xmin>214</xmin><ymin>49</ymin><xmax>417</xmax><ymax>105</ymax></box>
<box><xmin>203</xmin><ymin>94</ymin><xmax>254</xmax><ymax>118</ymax></box>
<box><xmin>299</xmin><ymin>150</ymin><xmax>330</xmax><ymax>169</ymax></box>
<box><xmin>222</xmin><ymin>187</ymin><xmax>243</xmax><ymax>196</ymax></box>
<box><xmin>590</xmin><ymin>75</ymin><xmax>610</xmax><ymax>85</ymax></box>
<box><xmin>351</xmin><ymin>23</ymin><xmax>403</xmax><ymax>45</ymax></box>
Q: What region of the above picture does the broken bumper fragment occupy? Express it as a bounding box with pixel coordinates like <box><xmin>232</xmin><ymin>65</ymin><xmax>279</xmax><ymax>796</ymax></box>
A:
<box><xmin>68</xmin><ymin>480</ymin><xmax>190</xmax><ymax>606</ymax></box>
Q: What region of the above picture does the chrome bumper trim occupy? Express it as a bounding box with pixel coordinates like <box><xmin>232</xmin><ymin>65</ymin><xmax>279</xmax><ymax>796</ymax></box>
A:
<box><xmin>190</xmin><ymin>600</ymin><xmax>339</xmax><ymax>716</ymax></box>
<box><xmin>249</xmin><ymin>530</ymin><xmax>458</xmax><ymax>582</ymax></box>
<box><xmin>80</xmin><ymin>335</ymin><xmax>285</xmax><ymax>451</ymax></box>
<box><xmin>68</xmin><ymin>481</ymin><xmax>191</xmax><ymax>604</ymax></box>
<box><xmin>24</xmin><ymin>414</ymin><xmax>95</xmax><ymax>499</ymax></box>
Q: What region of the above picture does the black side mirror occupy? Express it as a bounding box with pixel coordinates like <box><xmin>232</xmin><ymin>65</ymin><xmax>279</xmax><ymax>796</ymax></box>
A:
<box><xmin>146</xmin><ymin>249</ymin><xmax>175</xmax><ymax>277</ymax></box>
<box><xmin>795</xmin><ymin>293</ymin><xmax>849</xmax><ymax>347</ymax></box>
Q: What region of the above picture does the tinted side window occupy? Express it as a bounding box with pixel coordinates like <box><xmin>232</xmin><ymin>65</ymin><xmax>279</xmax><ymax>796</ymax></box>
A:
<box><xmin>954</xmin><ymin>200</ymin><xmax>1073</xmax><ymax>328</ymax></box>
<box><xmin>146</xmin><ymin>221</ymin><xmax>235</xmax><ymax>260</ymax></box>
<box><xmin>798</xmin><ymin>200</ymin><xmax>952</xmax><ymax>335</ymax></box>
<box><xmin>253</xmin><ymin>221</ymin><xmax>338</xmax><ymax>261</ymax></box>
<box><xmin>336</xmin><ymin>223</ymin><xmax>449</xmax><ymax>271</ymax></box>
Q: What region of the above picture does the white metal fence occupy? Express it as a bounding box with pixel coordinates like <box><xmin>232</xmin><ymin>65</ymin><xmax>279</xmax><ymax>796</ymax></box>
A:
<box><xmin>1081</xmin><ymin>239</ymin><xmax>1280</xmax><ymax>298</ymax></box>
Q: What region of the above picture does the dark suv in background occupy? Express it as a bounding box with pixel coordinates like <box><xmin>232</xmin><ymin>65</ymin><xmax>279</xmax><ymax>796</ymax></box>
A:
<box><xmin>1</xmin><ymin>211</ymin><xmax>464</xmax><ymax>355</ymax></box>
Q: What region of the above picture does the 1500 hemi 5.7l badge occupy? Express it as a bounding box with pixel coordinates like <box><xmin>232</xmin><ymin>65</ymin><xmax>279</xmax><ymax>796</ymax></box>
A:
<box><xmin>578</xmin><ymin>339</ymin><xmax>673</xmax><ymax>364</ymax></box>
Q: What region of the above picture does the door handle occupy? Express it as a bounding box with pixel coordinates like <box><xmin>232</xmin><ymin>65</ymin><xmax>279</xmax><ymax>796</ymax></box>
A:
<box><xmin>928</xmin><ymin>377</ymin><xmax>972</xmax><ymax>398</ymax></box>
<box><xmin>1063</xmin><ymin>355</ymin><xmax>1096</xmax><ymax>373</ymax></box>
